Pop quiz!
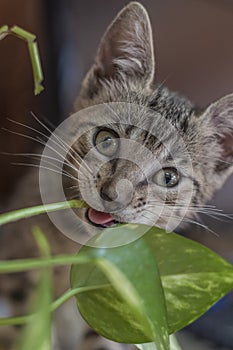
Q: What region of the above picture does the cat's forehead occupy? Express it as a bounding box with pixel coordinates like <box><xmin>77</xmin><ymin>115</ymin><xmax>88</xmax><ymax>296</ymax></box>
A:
<box><xmin>74</xmin><ymin>81</ymin><xmax>195</xmax><ymax>129</ymax></box>
<box><xmin>75</xmin><ymin>95</ymin><xmax>190</xmax><ymax>130</ymax></box>
<box><xmin>78</xmin><ymin>98</ymin><xmax>178</xmax><ymax>131</ymax></box>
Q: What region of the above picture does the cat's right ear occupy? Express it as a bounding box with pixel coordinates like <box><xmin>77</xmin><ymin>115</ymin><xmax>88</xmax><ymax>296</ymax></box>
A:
<box><xmin>80</xmin><ymin>2</ymin><xmax>155</xmax><ymax>99</ymax></box>
<box><xmin>201</xmin><ymin>93</ymin><xmax>233</xmax><ymax>186</ymax></box>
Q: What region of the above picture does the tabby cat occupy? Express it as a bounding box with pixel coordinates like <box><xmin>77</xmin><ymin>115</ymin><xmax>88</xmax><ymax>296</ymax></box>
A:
<box><xmin>0</xmin><ymin>2</ymin><xmax>233</xmax><ymax>350</ymax></box>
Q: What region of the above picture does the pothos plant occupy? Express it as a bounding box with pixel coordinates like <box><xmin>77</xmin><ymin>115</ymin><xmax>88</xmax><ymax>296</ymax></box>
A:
<box><xmin>0</xmin><ymin>201</ymin><xmax>233</xmax><ymax>350</ymax></box>
<box><xmin>0</xmin><ymin>26</ymin><xmax>233</xmax><ymax>350</ymax></box>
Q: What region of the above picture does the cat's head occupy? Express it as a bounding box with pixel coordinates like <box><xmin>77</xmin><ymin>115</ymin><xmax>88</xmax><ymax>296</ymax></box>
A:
<box><xmin>41</xmin><ymin>2</ymin><xmax>233</xmax><ymax>241</ymax></box>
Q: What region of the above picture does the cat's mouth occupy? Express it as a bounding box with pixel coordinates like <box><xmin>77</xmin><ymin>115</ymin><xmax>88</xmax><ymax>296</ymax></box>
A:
<box><xmin>86</xmin><ymin>208</ymin><xmax>121</xmax><ymax>228</ymax></box>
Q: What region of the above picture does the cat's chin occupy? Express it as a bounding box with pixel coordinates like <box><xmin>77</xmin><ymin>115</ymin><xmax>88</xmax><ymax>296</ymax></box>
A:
<box><xmin>86</xmin><ymin>208</ymin><xmax>122</xmax><ymax>228</ymax></box>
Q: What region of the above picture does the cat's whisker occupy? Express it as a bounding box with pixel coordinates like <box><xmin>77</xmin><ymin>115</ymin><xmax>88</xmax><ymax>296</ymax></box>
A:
<box><xmin>140</xmin><ymin>212</ymin><xmax>155</xmax><ymax>226</ymax></box>
<box><xmin>6</xmin><ymin>118</ymin><xmax>70</xmax><ymax>161</ymax></box>
<box><xmin>157</xmin><ymin>75</ymin><xmax>172</xmax><ymax>90</ymax></box>
<box><xmin>66</xmin><ymin>185</ymin><xmax>84</xmax><ymax>197</ymax></box>
<box><xmin>6</xmin><ymin>117</ymin><xmax>92</xmax><ymax>176</ymax></box>
<box><xmin>67</xmin><ymin>148</ymin><xmax>93</xmax><ymax>175</ymax></box>
<box><xmin>41</xmin><ymin>143</ymin><xmax>89</xmax><ymax>177</ymax></box>
<box><xmin>148</xmin><ymin>199</ymin><xmax>221</xmax><ymax>211</ymax></box>
<box><xmin>2</xmin><ymin>127</ymin><xmax>48</xmax><ymax>148</ymax></box>
<box><xmin>4</xmin><ymin>126</ymin><xmax>92</xmax><ymax>182</ymax></box>
<box><xmin>67</xmin><ymin>185</ymin><xmax>80</xmax><ymax>190</ymax></box>
<box><xmin>145</xmin><ymin>205</ymin><xmax>219</xmax><ymax>236</ymax></box>
<box><xmin>177</xmin><ymin>206</ymin><xmax>232</xmax><ymax>221</ymax></box>
<box><xmin>7</xmin><ymin>117</ymin><xmax>51</xmax><ymax>140</ymax></box>
<box><xmin>180</xmin><ymin>217</ymin><xmax>219</xmax><ymax>237</ymax></box>
<box><xmin>179</xmin><ymin>205</ymin><xmax>231</xmax><ymax>214</ymax></box>
<box><xmin>11</xmin><ymin>162</ymin><xmax>79</xmax><ymax>183</ymax></box>
<box><xmin>36</xmin><ymin>158</ymin><xmax>80</xmax><ymax>183</ymax></box>
<box><xmin>65</xmin><ymin>184</ymin><xmax>81</xmax><ymax>199</ymax></box>
<box><xmin>190</xmin><ymin>210</ymin><xmax>233</xmax><ymax>222</ymax></box>
<box><xmin>66</xmin><ymin>193</ymin><xmax>81</xmax><ymax>201</ymax></box>
<box><xmin>2</xmin><ymin>127</ymin><xmax>69</xmax><ymax>166</ymax></box>
<box><xmin>177</xmin><ymin>203</ymin><xmax>216</xmax><ymax>208</ymax></box>
<box><xmin>143</xmin><ymin>209</ymin><xmax>171</xmax><ymax>229</ymax></box>
<box><xmin>147</xmin><ymin>200</ymin><xmax>233</xmax><ymax>223</ymax></box>
<box><xmin>4</xmin><ymin>152</ymin><xmax>82</xmax><ymax>178</ymax></box>
<box><xmin>29</xmin><ymin>113</ymin><xmax>93</xmax><ymax>174</ymax></box>
<box><xmin>30</xmin><ymin>111</ymin><xmax>56</xmax><ymax>130</ymax></box>
<box><xmin>146</xmin><ymin>204</ymin><xmax>166</xmax><ymax>211</ymax></box>
<box><xmin>173</xmin><ymin>215</ymin><xmax>218</xmax><ymax>236</ymax></box>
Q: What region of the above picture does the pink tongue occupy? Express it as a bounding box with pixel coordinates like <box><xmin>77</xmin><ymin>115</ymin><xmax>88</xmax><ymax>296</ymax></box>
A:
<box><xmin>88</xmin><ymin>208</ymin><xmax>114</xmax><ymax>225</ymax></box>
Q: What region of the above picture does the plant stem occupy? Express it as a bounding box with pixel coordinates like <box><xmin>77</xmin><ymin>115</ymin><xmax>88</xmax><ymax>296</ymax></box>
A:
<box><xmin>50</xmin><ymin>284</ymin><xmax>110</xmax><ymax>311</ymax></box>
<box><xmin>0</xmin><ymin>254</ymin><xmax>90</xmax><ymax>274</ymax></box>
<box><xmin>0</xmin><ymin>285</ymin><xmax>109</xmax><ymax>326</ymax></box>
<box><xmin>0</xmin><ymin>25</ymin><xmax>44</xmax><ymax>95</ymax></box>
<box><xmin>135</xmin><ymin>335</ymin><xmax>183</xmax><ymax>350</ymax></box>
<box><xmin>0</xmin><ymin>200</ymin><xmax>88</xmax><ymax>226</ymax></box>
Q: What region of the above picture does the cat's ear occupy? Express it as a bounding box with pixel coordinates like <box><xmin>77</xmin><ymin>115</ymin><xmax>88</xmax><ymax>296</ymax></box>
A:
<box><xmin>203</xmin><ymin>93</ymin><xmax>233</xmax><ymax>178</ymax></box>
<box><xmin>83</xmin><ymin>2</ymin><xmax>155</xmax><ymax>96</ymax></box>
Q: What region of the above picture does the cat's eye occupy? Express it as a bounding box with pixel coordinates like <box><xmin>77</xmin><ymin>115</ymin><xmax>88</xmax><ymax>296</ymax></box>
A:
<box><xmin>94</xmin><ymin>129</ymin><xmax>119</xmax><ymax>156</ymax></box>
<box><xmin>152</xmin><ymin>167</ymin><xmax>180</xmax><ymax>187</ymax></box>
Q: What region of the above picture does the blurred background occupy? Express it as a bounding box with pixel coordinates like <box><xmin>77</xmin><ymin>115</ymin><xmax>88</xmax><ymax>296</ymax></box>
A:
<box><xmin>0</xmin><ymin>0</ymin><xmax>233</xmax><ymax>348</ymax></box>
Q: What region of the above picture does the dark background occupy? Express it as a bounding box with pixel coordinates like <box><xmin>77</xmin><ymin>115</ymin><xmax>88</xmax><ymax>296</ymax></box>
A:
<box><xmin>0</xmin><ymin>0</ymin><xmax>232</xmax><ymax>252</ymax></box>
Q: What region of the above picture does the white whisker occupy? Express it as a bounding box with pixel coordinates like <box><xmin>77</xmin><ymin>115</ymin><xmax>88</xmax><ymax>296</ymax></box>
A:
<box><xmin>11</xmin><ymin>162</ymin><xmax>79</xmax><ymax>183</ymax></box>
<box><xmin>145</xmin><ymin>206</ymin><xmax>219</xmax><ymax>236</ymax></box>
<box><xmin>6</xmin><ymin>118</ymin><xmax>92</xmax><ymax>176</ymax></box>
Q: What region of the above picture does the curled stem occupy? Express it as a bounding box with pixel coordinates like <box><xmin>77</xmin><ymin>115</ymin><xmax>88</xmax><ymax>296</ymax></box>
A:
<box><xmin>0</xmin><ymin>25</ymin><xmax>44</xmax><ymax>95</ymax></box>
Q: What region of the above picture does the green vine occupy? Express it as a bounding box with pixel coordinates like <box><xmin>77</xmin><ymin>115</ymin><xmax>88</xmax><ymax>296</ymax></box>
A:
<box><xmin>0</xmin><ymin>25</ymin><xmax>44</xmax><ymax>95</ymax></box>
<box><xmin>0</xmin><ymin>202</ymin><xmax>232</xmax><ymax>350</ymax></box>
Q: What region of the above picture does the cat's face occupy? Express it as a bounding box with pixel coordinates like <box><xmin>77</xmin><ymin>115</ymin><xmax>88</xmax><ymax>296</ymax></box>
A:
<box><xmin>40</xmin><ymin>2</ymin><xmax>233</xmax><ymax>243</ymax></box>
<box><xmin>66</xmin><ymin>102</ymin><xmax>195</xmax><ymax>234</ymax></box>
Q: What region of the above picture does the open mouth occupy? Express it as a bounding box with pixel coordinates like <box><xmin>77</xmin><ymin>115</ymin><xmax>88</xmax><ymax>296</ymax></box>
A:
<box><xmin>86</xmin><ymin>208</ymin><xmax>121</xmax><ymax>228</ymax></box>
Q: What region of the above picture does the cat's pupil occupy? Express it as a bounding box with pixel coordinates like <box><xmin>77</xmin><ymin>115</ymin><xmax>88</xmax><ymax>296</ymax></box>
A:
<box><xmin>94</xmin><ymin>129</ymin><xmax>119</xmax><ymax>156</ymax></box>
<box><xmin>102</xmin><ymin>136</ymin><xmax>112</xmax><ymax>148</ymax></box>
<box><xmin>152</xmin><ymin>167</ymin><xmax>179</xmax><ymax>187</ymax></box>
<box><xmin>164</xmin><ymin>171</ymin><xmax>178</xmax><ymax>187</ymax></box>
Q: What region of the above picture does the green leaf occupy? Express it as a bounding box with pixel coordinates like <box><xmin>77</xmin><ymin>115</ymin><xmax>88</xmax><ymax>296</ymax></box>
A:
<box><xmin>70</xmin><ymin>228</ymin><xmax>169</xmax><ymax>350</ymax></box>
<box><xmin>142</xmin><ymin>226</ymin><xmax>233</xmax><ymax>333</ymax></box>
<box><xmin>71</xmin><ymin>224</ymin><xmax>233</xmax><ymax>347</ymax></box>
<box><xmin>17</xmin><ymin>228</ymin><xmax>52</xmax><ymax>350</ymax></box>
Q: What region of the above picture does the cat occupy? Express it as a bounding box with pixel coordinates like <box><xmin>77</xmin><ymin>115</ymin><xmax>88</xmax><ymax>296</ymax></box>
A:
<box><xmin>0</xmin><ymin>2</ymin><xmax>233</xmax><ymax>350</ymax></box>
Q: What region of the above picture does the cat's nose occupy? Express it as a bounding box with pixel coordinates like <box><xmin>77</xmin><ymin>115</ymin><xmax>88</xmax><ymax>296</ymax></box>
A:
<box><xmin>100</xmin><ymin>179</ymin><xmax>133</xmax><ymax>212</ymax></box>
<box><xmin>100</xmin><ymin>184</ymin><xmax>122</xmax><ymax>212</ymax></box>
<box><xmin>100</xmin><ymin>184</ymin><xmax>116</xmax><ymax>202</ymax></box>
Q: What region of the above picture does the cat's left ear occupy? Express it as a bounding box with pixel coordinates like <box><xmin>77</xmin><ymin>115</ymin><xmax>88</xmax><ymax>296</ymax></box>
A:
<box><xmin>203</xmin><ymin>93</ymin><xmax>233</xmax><ymax>173</ymax></box>
<box><xmin>80</xmin><ymin>2</ymin><xmax>155</xmax><ymax>99</ymax></box>
<box><xmin>94</xmin><ymin>2</ymin><xmax>155</xmax><ymax>85</ymax></box>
